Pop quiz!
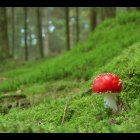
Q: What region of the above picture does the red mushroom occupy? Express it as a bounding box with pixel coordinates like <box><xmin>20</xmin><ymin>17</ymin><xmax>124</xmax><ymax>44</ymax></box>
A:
<box><xmin>92</xmin><ymin>73</ymin><xmax>122</xmax><ymax>111</ymax></box>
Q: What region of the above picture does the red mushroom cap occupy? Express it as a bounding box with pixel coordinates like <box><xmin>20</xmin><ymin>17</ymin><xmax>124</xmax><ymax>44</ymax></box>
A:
<box><xmin>92</xmin><ymin>73</ymin><xmax>122</xmax><ymax>94</ymax></box>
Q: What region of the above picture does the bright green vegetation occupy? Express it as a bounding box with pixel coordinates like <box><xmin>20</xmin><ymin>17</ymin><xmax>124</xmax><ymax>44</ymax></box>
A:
<box><xmin>0</xmin><ymin>11</ymin><xmax>140</xmax><ymax>132</ymax></box>
<box><xmin>1</xmin><ymin>11</ymin><xmax>140</xmax><ymax>93</ymax></box>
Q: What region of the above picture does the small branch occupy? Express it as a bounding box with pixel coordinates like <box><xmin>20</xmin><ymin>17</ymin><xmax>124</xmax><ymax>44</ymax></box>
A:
<box><xmin>61</xmin><ymin>99</ymin><xmax>69</xmax><ymax>126</ymax></box>
<box><xmin>61</xmin><ymin>96</ymin><xmax>73</xmax><ymax>126</ymax></box>
<box><xmin>0</xmin><ymin>94</ymin><xmax>26</xmax><ymax>101</ymax></box>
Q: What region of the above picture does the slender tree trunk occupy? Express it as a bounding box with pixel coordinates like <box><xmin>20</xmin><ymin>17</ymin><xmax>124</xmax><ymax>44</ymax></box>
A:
<box><xmin>0</xmin><ymin>7</ymin><xmax>10</xmax><ymax>59</ymax></box>
<box><xmin>126</xmin><ymin>7</ymin><xmax>131</xmax><ymax>11</ymax></box>
<box><xmin>65</xmin><ymin>7</ymin><xmax>70</xmax><ymax>50</ymax></box>
<box><xmin>90</xmin><ymin>7</ymin><xmax>97</xmax><ymax>31</ymax></box>
<box><xmin>136</xmin><ymin>7</ymin><xmax>140</xmax><ymax>10</ymax></box>
<box><xmin>11</xmin><ymin>7</ymin><xmax>15</xmax><ymax>58</ymax></box>
<box><xmin>101</xmin><ymin>7</ymin><xmax>106</xmax><ymax>21</ymax></box>
<box><xmin>70</xmin><ymin>17</ymin><xmax>74</xmax><ymax>49</ymax></box>
<box><xmin>37</xmin><ymin>7</ymin><xmax>44</xmax><ymax>58</ymax></box>
<box><xmin>76</xmin><ymin>7</ymin><xmax>80</xmax><ymax>42</ymax></box>
<box><xmin>110</xmin><ymin>7</ymin><xmax>116</xmax><ymax>17</ymax></box>
<box><xmin>101</xmin><ymin>7</ymin><xmax>116</xmax><ymax>21</ymax></box>
<box><xmin>42</xmin><ymin>7</ymin><xmax>50</xmax><ymax>56</ymax></box>
<box><xmin>24</xmin><ymin>7</ymin><xmax>28</xmax><ymax>61</ymax></box>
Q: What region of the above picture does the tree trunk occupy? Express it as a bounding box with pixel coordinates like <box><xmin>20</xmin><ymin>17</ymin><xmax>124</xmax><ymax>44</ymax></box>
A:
<box><xmin>76</xmin><ymin>7</ymin><xmax>80</xmax><ymax>42</ymax></box>
<box><xmin>136</xmin><ymin>7</ymin><xmax>140</xmax><ymax>10</ymax></box>
<box><xmin>126</xmin><ymin>7</ymin><xmax>131</xmax><ymax>11</ymax></box>
<box><xmin>42</xmin><ymin>7</ymin><xmax>50</xmax><ymax>57</ymax></box>
<box><xmin>11</xmin><ymin>7</ymin><xmax>15</xmax><ymax>58</ymax></box>
<box><xmin>0</xmin><ymin>7</ymin><xmax>10</xmax><ymax>59</ymax></box>
<box><xmin>101</xmin><ymin>7</ymin><xmax>116</xmax><ymax>21</ymax></box>
<box><xmin>90</xmin><ymin>7</ymin><xmax>97</xmax><ymax>31</ymax></box>
<box><xmin>24</xmin><ymin>7</ymin><xmax>28</xmax><ymax>61</ymax></box>
<box><xmin>65</xmin><ymin>7</ymin><xmax>70</xmax><ymax>50</ymax></box>
<box><xmin>36</xmin><ymin>7</ymin><xmax>44</xmax><ymax>58</ymax></box>
<box><xmin>110</xmin><ymin>7</ymin><xmax>116</xmax><ymax>17</ymax></box>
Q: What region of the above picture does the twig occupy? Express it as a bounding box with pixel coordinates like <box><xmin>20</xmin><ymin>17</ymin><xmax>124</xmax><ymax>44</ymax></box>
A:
<box><xmin>0</xmin><ymin>94</ymin><xmax>26</xmax><ymax>101</ymax></box>
<box><xmin>61</xmin><ymin>99</ymin><xmax>69</xmax><ymax>126</ymax></box>
<box><xmin>61</xmin><ymin>96</ymin><xmax>72</xmax><ymax>126</ymax></box>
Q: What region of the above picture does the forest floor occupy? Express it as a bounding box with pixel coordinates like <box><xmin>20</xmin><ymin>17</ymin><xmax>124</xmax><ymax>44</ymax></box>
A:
<box><xmin>0</xmin><ymin>11</ymin><xmax>140</xmax><ymax>132</ymax></box>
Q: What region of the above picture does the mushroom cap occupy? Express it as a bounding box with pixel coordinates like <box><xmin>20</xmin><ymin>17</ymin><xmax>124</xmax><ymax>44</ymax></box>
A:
<box><xmin>92</xmin><ymin>73</ymin><xmax>122</xmax><ymax>94</ymax></box>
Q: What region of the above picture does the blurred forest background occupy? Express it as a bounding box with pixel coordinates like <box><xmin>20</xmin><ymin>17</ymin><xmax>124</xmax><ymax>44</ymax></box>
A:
<box><xmin>0</xmin><ymin>7</ymin><xmax>139</xmax><ymax>61</ymax></box>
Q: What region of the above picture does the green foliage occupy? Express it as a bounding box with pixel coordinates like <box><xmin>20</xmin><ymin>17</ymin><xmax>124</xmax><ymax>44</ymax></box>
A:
<box><xmin>0</xmin><ymin>11</ymin><xmax>140</xmax><ymax>132</ymax></box>
<box><xmin>1</xmin><ymin>11</ymin><xmax>140</xmax><ymax>93</ymax></box>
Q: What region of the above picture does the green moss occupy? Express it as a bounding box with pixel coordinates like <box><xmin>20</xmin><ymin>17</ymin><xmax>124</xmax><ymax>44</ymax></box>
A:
<box><xmin>0</xmin><ymin>11</ymin><xmax>140</xmax><ymax>132</ymax></box>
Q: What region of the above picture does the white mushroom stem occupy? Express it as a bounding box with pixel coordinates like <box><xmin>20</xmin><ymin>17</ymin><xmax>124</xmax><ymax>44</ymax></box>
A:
<box><xmin>104</xmin><ymin>94</ymin><xmax>118</xmax><ymax>111</ymax></box>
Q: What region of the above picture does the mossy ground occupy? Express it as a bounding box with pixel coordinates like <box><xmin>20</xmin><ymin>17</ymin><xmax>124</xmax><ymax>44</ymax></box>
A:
<box><xmin>0</xmin><ymin>11</ymin><xmax>140</xmax><ymax>132</ymax></box>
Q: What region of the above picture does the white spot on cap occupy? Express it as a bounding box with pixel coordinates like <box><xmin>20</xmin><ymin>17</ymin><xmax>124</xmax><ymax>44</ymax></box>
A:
<box><xmin>104</xmin><ymin>75</ymin><xmax>110</xmax><ymax>80</ymax></box>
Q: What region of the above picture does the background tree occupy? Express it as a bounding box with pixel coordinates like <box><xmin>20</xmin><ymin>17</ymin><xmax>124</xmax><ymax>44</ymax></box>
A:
<box><xmin>24</xmin><ymin>7</ymin><xmax>28</xmax><ymax>61</ymax></box>
<box><xmin>136</xmin><ymin>7</ymin><xmax>140</xmax><ymax>10</ymax></box>
<box><xmin>2</xmin><ymin>7</ymin><xmax>130</xmax><ymax>61</ymax></box>
<box><xmin>65</xmin><ymin>7</ymin><xmax>70</xmax><ymax>50</ymax></box>
<box><xmin>101</xmin><ymin>7</ymin><xmax>116</xmax><ymax>21</ymax></box>
<box><xmin>36</xmin><ymin>7</ymin><xmax>44</xmax><ymax>58</ymax></box>
<box><xmin>90</xmin><ymin>7</ymin><xmax>97</xmax><ymax>31</ymax></box>
<box><xmin>126</xmin><ymin>7</ymin><xmax>131</xmax><ymax>11</ymax></box>
<box><xmin>11</xmin><ymin>7</ymin><xmax>15</xmax><ymax>58</ymax></box>
<box><xmin>76</xmin><ymin>7</ymin><xmax>80</xmax><ymax>42</ymax></box>
<box><xmin>46</xmin><ymin>7</ymin><xmax>66</xmax><ymax>55</ymax></box>
<box><xmin>42</xmin><ymin>7</ymin><xmax>50</xmax><ymax>57</ymax></box>
<box><xmin>0</xmin><ymin>7</ymin><xmax>10</xmax><ymax>59</ymax></box>
<box><xmin>27</xmin><ymin>7</ymin><xmax>39</xmax><ymax>60</ymax></box>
